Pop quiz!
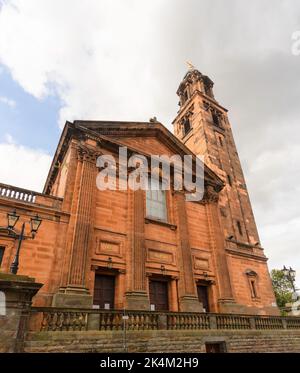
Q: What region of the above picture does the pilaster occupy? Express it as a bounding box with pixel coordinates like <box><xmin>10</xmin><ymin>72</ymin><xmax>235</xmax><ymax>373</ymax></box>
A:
<box><xmin>175</xmin><ymin>191</ymin><xmax>202</xmax><ymax>312</ymax></box>
<box><xmin>53</xmin><ymin>143</ymin><xmax>99</xmax><ymax>308</ymax></box>
<box><xmin>125</xmin><ymin>189</ymin><xmax>149</xmax><ymax>310</ymax></box>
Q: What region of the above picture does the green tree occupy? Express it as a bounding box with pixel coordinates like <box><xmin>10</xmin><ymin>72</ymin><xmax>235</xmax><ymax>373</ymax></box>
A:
<box><xmin>271</xmin><ymin>269</ymin><xmax>293</xmax><ymax>309</ymax></box>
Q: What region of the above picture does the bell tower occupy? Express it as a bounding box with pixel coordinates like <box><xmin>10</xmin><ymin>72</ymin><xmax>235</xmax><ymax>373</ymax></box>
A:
<box><xmin>173</xmin><ymin>68</ymin><xmax>279</xmax><ymax>315</ymax></box>
<box><xmin>173</xmin><ymin>67</ymin><xmax>261</xmax><ymax>248</ymax></box>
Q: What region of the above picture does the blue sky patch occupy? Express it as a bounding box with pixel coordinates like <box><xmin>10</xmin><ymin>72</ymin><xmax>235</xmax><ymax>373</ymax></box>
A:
<box><xmin>0</xmin><ymin>64</ymin><xmax>62</xmax><ymax>155</ymax></box>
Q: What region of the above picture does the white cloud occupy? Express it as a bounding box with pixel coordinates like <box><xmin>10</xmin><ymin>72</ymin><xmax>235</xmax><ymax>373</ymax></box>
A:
<box><xmin>0</xmin><ymin>135</ymin><xmax>51</xmax><ymax>192</ymax></box>
<box><xmin>4</xmin><ymin>133</ymin><xmax>14</xmax><ymax>144</ymax></box>
<box><xmin>0</xmin><ymin>0</ymin><xmax>165</xmax><ymax>128</ymax></box>
<box><xmin>0</xmin><ymin>95</ymin><xmax>16</xmax><ymax>108</ymax></box>
<box><xmin>263</xmin><ymin>217</ymin><xmax>300</xmax><ymax>289</ymax></box>
<box><xmin>0</xmin><ymin>0</ymin><xmax>300</xmax><ymax>287</ymax></box>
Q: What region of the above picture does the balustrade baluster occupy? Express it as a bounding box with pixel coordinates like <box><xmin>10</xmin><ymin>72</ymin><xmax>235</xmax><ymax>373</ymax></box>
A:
<box><xmin>41</xmin><ymin>312</ymin><xmax>49</xmax><ymax>331</ymax></box>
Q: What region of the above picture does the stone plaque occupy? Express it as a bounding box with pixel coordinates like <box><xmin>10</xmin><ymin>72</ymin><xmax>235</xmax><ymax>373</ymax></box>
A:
<box><xmin>96</xmin><ymin>240</ymin><xmax>120</xmax><ymax>256</ymax></box>
<box><xmin>194</xmin><ymin>257</ymin><xmax>209</xmax><ymax>270</ymax></box>
<box><xmin>148</xmin><ymin>249</ymin><xmax>173</xmax><ymax>264</ymax></box>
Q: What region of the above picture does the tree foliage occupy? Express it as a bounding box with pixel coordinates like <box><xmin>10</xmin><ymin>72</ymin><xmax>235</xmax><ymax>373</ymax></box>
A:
<box><xmin>271</xmin><ymin>269</ymin><xmax>293</xmax><ymax>308</ymax></box>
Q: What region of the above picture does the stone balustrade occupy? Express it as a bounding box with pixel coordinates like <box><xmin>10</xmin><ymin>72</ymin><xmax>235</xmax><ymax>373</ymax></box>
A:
<box><xmin>0</xmin><ymin>182</ymin><xmax>62</xmax><ymax>208</ymax></box>
<box><xmin>0</xmin><ymin>183</ymin><xmax>37</xmax><ymax>203</ymax></box>
<box><xmin>28</xmin><ymin>307</ymin><xmax>300</xmax><ymax>332</ymax></box>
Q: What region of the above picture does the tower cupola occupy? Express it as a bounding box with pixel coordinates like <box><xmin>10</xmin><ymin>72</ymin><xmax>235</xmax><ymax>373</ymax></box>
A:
<box><xmin>177</xmin><ymin>68</ymin><xmax>215</xmax><ymax>108</ymax></box>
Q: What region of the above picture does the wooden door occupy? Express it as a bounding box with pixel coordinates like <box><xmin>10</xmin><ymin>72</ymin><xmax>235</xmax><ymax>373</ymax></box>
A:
<box><xmin>149</xmin><ymin>280</ymin><xmax>169</xmax><ymax>311</ymax></box>
<box><xmin>197</xmin><ymin>285</ymin><xmax>210</xmax><ymax>312</ymax></box>
<box><xmin>93</xmin><ymin>274</ymin><xmax>115</xmax><ymax>309</ymax></box>
<box><xmin>206</xmin><ymin>343</ymin><xmax>224</xmax><ymax>353</ymax></box>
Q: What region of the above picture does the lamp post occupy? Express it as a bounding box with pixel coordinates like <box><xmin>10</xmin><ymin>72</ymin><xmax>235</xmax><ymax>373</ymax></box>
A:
<box><xmin>282</xmin><ymin>265</ymin><xmax>297</xmax><ymax>293</ymax></box>
<box><xmin>1</xmin><ymin>210</ymin><xmax>42</xmax><ymax>275</ymax></box>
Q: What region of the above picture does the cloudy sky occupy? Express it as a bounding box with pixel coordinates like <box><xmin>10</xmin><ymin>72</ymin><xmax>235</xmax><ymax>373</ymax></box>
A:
<box><xmin>0</xmin><ymin>0</ymin><xmax>300</xmax><ymax>286</ymax></box>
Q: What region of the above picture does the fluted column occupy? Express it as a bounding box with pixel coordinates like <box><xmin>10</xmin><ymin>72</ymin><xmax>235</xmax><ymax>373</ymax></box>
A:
<box><xmin>175</xmin><ymin>191</ymin><xmax>202</xmax><ymax>312</ymax></box>
<box><xmin>125</xmin><ymin>189</ymin><xmax>149</xmax><ymax>310</ymax></box>
<box><xmin>52</xmin><ymin>143</ymin><xmax>99</xmax><ymax>308</ymax></box>
<box><xmin>67</xmin><ymin>146</ymin><xmax>98</xmax><ymax>287</ymax></box>
<box><xmin>132</xmin><ymin>189</ymin><xmax>146</xmax><ymax>291</ymax></box>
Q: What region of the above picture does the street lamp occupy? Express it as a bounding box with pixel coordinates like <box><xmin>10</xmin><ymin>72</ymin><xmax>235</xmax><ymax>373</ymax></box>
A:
<box><xmin>282</xmin><ymin>265</ymin><xmax>297</xmax><ymax>293</ymax></box>
<box><xmin>0</xmin><ymin>210</ymin><xmax>42</xmax><ymax>275</ymax></box>
<box><xmin>30</xmin><ymin>215</ymin><xmax>42</xmax><ymax>237</ymax></box>
<box><xmin>7</xmin><ymin>210</ymin><xmax>19</xmax><ymax>229</ymax></box>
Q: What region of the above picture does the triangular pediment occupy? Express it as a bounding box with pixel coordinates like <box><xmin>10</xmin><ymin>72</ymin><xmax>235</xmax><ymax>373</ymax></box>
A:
<box><xmin>43</xmin><ymin>120</ymin><xmax>224</xmax><ymax>194</ymax></box>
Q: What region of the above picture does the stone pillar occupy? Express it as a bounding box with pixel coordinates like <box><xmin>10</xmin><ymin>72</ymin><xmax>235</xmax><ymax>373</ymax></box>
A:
<box><xmin>0</xmin><ymin>273</ymin><xmax>42</xmax><ymax>352</ymax></box>
<box><xmin>205</xmin><ymin>187</ymin><xmax>236</xmax><ymax>312</ymax></box>
<box><xmin>115</xmin><ymin>271</ymin><xmax>126</xmax><ymax>309</ymax></box>
<box><xmin>175</xmin><ymin>192</ymin><xmax>202</xmax><ymax>312</ymax></box>
<box><xmin>169</xmin><ymin>278</ymin><xmax>179</xmax><ymax>311</ymax></box>
<box><xmin>125</xmin><ymin>189</ymin><xmax>150</xmax><ymax>310</ymax></box>
<box><xmin>53</xmin><ymin>143</ymin><xmax>99</xmax><ymax>308</ymax></box>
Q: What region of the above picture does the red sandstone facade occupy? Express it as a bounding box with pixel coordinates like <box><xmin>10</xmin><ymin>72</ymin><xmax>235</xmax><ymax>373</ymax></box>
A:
<box><xmin>0</xmin><ymin>70</ymin><xmax>278</xmax><ymax>315</ymax></box>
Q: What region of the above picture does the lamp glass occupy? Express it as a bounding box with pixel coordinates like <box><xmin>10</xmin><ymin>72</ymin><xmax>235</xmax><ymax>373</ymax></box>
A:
<box><xmin>283</xmin><ymin>266</ymin><xmax>289</xmax><ymax>277</ymax></box>
<box><xmin>7</xmin><ymin>210</ymin><xmax>19</xmax><ymax>229</ymax></box>
<box><xmin>30</xmin><ymin>215</ymin><xmax>42</xmax><ymax>233</ymax></box>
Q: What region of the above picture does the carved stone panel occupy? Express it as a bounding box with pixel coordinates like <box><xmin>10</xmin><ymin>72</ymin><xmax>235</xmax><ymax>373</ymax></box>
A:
<box><xmin>96</xmin><ymin>241</ymin><xmax>121</xmax><ymax>256</ymax></box>
<box><xmin>147</xmin><ymin>249</ymin><xmax>174</xmax><ymax>265</ymax></box>
<box><xmin>94</xmin><ymin>229</ymin><xmax>125</xmax><ymax>259</ymax></box>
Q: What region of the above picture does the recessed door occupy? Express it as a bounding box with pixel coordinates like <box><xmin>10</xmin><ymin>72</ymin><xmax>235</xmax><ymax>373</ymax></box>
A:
<box><xmin>149</xmin><ymin>280</ymin><xmax>169</xmax><ymax>311</ymax></box>
<box><xmin>205</xmin><ymin>342</ymin><xmax>226</xmax><ymax>353</ymax></box>
<box><xmin>197</xmin><ymin>285</ymin><xmax>210</xmax><ymax>312</ymax></box>
<box><xmin>93</xmin><ymin>274</ymin><xmax>115</xmax><ymax>309</ymax></box>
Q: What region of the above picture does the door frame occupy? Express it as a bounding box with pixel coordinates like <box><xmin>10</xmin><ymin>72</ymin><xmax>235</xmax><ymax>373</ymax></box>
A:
<box><xmin>148</xmin><ymin>275</ymin><xmax>170</xmax><ymax>311</ymax></box>
<box><xmin>196</xmin><ymin>280</ymin><xmax>211</xmax><ymax>313</ymax></box>
<box><xmin>93</xmin><ymin>269</ymin><xmax>118</xmax><ymax>309</ymax></box>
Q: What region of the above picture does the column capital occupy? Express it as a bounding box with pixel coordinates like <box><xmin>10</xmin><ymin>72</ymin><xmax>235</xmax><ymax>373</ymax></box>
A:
<box><xmin>76</xmin><ymin>143</ymin><xmax>102</xmax><ymax>163</ymax></box>
<box><xmin>201</xmin><ymin>185</ymin><xmax>220</xmax><ymax>204</ymax></box>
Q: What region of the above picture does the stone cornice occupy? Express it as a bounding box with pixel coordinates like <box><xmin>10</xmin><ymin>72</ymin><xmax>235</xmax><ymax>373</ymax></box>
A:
<box><xmin>0</xmin><ymin>196</ymin><xmax>69</xmax><ymax>218</ymax></box>
<box><xmin>226</xmin><ymin>248</ymin><xmax>268</xmax><ymax>262</ymax></box>
<box><xmin>172</xmin><ymin>89</ymin><xmax>228</xmax><ymax>124</ymax></box>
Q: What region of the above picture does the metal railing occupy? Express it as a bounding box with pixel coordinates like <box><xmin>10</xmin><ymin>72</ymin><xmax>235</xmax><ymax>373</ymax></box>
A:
<box><xmin>29</xmin><ymin>307</ymin><xmax>300</xmax><ymax>332</ymax></box>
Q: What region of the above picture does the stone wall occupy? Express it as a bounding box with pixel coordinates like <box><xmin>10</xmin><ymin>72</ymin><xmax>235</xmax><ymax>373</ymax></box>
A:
<box><xmin>0</xmin><ymin>273</ymin><xmax>42</xmax><ymax>353</ymax></box>
<box><xmin>24</xmin><ymin>329</ymin><xmax>300</xmax><ymax>353</ymax></box>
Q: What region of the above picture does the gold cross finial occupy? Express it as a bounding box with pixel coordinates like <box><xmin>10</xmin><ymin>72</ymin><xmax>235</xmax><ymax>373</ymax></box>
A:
<box><xmin>186</xmin><ymin>61</ymin><xmax>195</xmax><ymax>70</ymax></box>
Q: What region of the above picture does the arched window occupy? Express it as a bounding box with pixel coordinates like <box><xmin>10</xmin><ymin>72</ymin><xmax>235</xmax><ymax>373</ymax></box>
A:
<box><xmin>183</xmin><ymin>117</ymin><xmax>191</xmax><ymax>136</ymax></box>
<box><xmin>245</xmin><ymin>270</ymin><xmax>259</xmax><ymax>299</ymax></box>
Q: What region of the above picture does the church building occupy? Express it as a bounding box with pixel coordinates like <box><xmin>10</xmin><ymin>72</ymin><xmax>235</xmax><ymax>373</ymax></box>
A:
<box><xmin>0</xmin><ymin>68</ymin><xmax>279</xmax><ymax>315</ymax></box>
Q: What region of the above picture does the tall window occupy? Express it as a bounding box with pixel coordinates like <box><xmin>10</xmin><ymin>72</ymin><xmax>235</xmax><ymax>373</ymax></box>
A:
<box><xmin>236</xmin><ymin>220</ymin><xmax>243</xmax><ymax>236</ymax></box>
<box><xmin>146</xmin><ymin>179</ymin><xmax>167</xmax><ymax>221</ymax></box>
<box><xmin>183</xmin><ymin>117</ymin><xmax>191</xmax><ymax>136</ymax></box>
<box><xmin>227</xmin><ymin>174</ymin><xmax>232</xmax><ymax>186</ymax></box>
<box><xmin>245</xmin><ymin>270</ymin><xmax>259</xmax><ymax>299</ymax></box>
<box><xmin>250</xmin><ymin>280</ymin><xmax>257</xmax><ymax>298</ymax></box>
<box><xmin>0</xmin><ymin>246</ymin><xmax>5</xmax><ymax>267</ymax></box>
<box><xmin>212</xmin><ymin>112</ymin><xmax>220</xmax><ymax>127</ymax></box>
<box><xmin>182</xmin><ymin>89</ymin><xmax>188</xmax><ymax>104</ymax></box>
